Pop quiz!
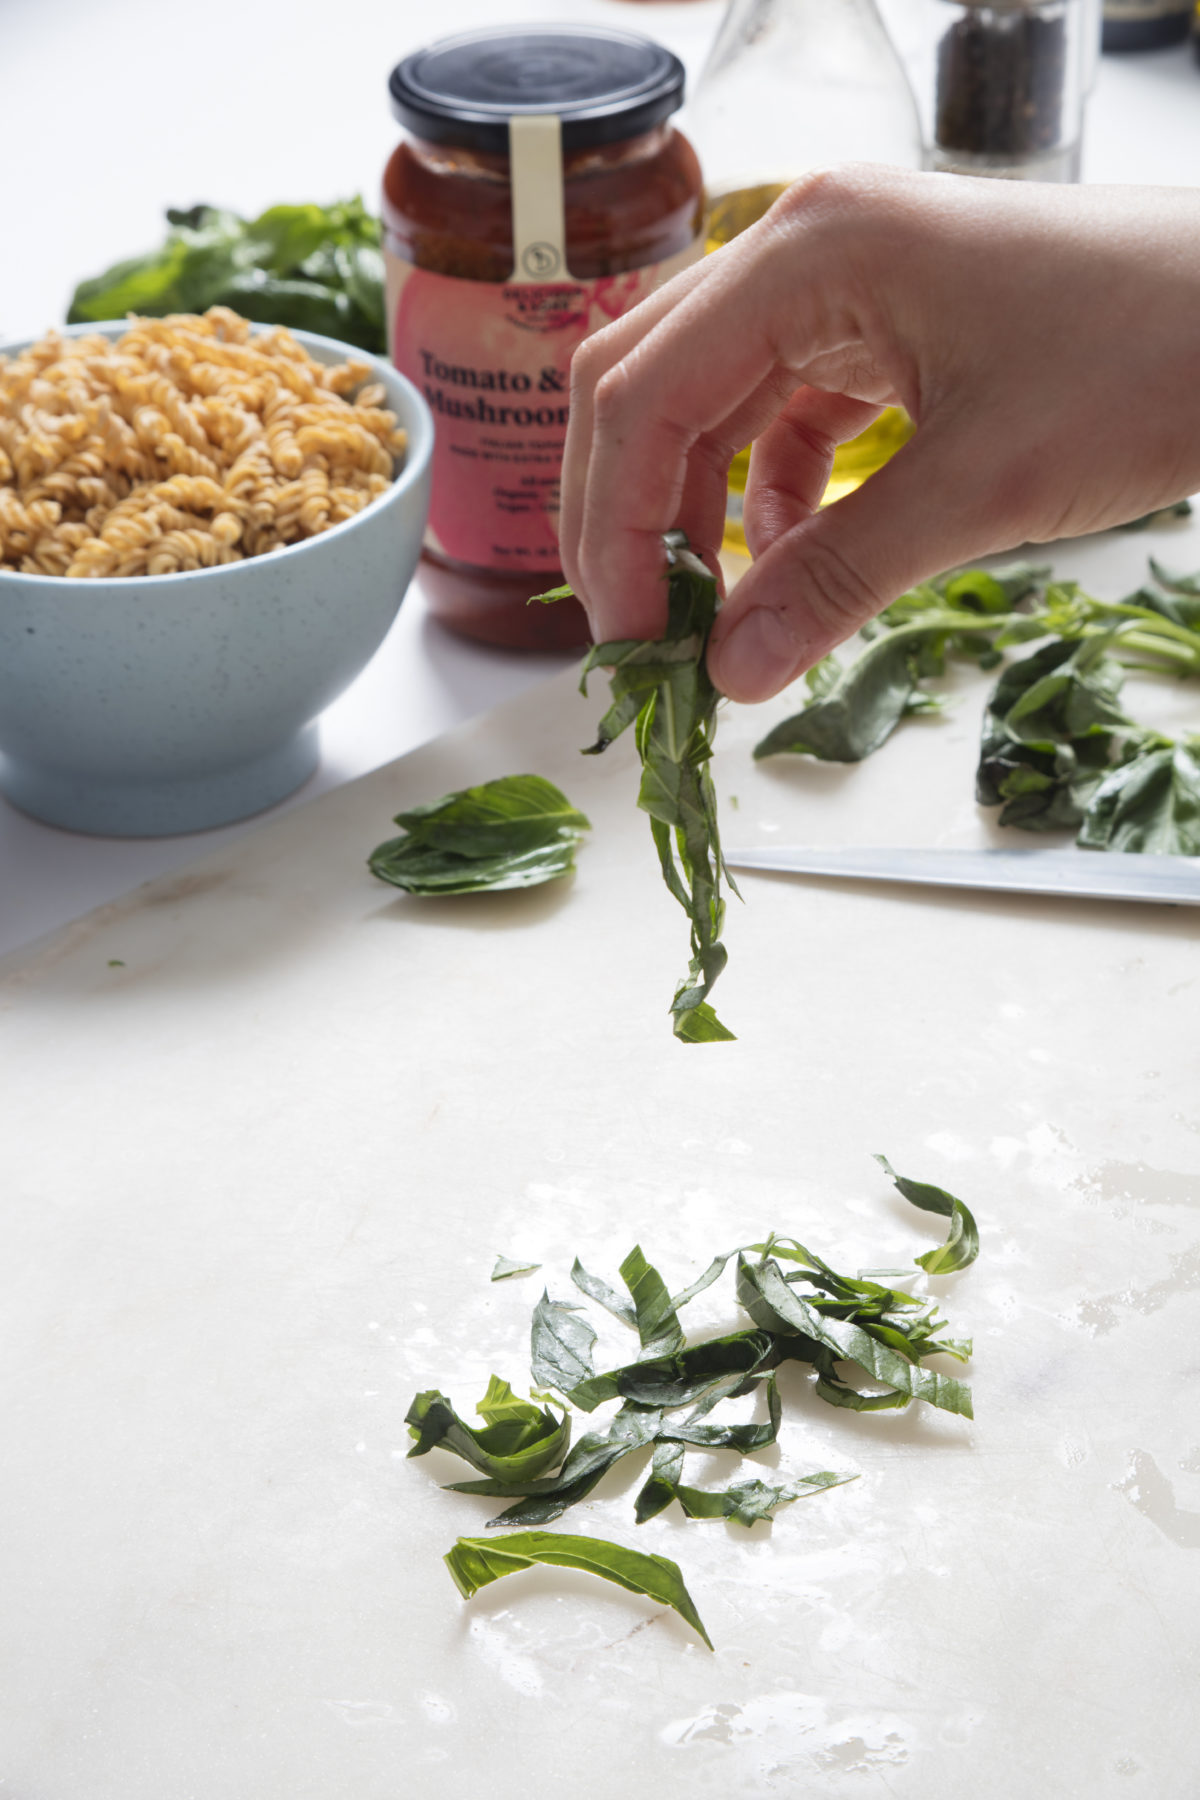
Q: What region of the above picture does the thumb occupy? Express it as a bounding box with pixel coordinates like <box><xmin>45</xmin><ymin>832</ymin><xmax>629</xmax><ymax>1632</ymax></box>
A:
<box><xmin>707</xmin><ymin>431</ymin><xmax>1013</xmax><ymax>702</ymax></box>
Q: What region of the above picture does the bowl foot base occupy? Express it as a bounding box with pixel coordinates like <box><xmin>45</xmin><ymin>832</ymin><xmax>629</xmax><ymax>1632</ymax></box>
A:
<box><xmin>0</xmin><ymin>724</ymin><xmax>320</xmax><ymax>838</ymax></box>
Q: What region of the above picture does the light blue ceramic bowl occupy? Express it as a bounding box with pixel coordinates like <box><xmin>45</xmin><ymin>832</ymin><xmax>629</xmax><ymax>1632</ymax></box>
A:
<box><xmin>0</xmin><ymin>322</ymin><xmax>433</xmax><ymax>836</ymax></box>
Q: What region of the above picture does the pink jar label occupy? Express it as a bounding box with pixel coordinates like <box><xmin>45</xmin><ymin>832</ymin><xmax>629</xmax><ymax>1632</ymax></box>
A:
<box><xmin>386</xmin><ymin>244</ymin><xmax>701</xmax><ymax>577</ymax></box>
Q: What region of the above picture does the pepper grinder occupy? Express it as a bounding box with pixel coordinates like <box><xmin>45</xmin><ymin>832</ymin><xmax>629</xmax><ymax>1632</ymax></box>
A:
<box><xmin>904</xmin><ymin>0</ymin><xmax>1092</xmax><ymax>180</ymax></box>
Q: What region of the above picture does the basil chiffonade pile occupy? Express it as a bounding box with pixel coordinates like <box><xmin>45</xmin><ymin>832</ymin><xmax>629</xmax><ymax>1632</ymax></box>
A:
<box><xmin>408</xmin><ymin>1158</ymin><xmax>979</xmax><ymax>1648</ymax></box>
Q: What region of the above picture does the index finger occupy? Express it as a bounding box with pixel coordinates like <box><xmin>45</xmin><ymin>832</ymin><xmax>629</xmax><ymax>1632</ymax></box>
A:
<box><xmin>565</xmin><ymin>178</ymin><xmax>855</xmax><ymax>641</ymax></box>
<box><xmin>558</xmin><ymin>249</ymin><xmax>717</xmax><ymax>633</ymax></box>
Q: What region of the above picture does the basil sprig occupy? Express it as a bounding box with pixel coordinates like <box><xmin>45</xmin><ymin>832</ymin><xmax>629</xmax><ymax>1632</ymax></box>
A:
<box><xmin>754</xmin><ymin>556</ymin><xmax>1200</xmax><ymax>855</ymax></box>
<box><xmin>68</xmin><ymin>198</ymin><xmax>387</xmax><ymax>354</ymax></box>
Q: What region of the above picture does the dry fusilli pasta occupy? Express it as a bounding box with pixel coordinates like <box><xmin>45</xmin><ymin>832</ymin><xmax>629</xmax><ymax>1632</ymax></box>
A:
<box><xmin>0</xmin><ymin>309</ymin><xmax>406</xmax><ymax>577</ymax></box>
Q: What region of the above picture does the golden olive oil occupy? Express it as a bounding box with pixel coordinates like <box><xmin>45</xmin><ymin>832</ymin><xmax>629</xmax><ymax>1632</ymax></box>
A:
<box><xmin>706</xmin><ymin>182</ymin><xmax>914</xmax><ymax>556</ymax></box>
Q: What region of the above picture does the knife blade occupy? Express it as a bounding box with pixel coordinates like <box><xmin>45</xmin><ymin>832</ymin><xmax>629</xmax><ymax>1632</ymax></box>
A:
<box><xmin>722</xmin><ymin>845</ymin><xmax>1200</xmax><ymax>906</ymax></box>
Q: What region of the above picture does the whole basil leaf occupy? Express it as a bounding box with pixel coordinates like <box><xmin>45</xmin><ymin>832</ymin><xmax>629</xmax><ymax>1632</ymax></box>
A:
<box><xmin>444</xmin><ymin>1530</ymin><xmax>713</xmax><ymax>1648</ymax></box>
<box><xmin>874</xmin><ymin>1153</ymin><xmax>981</xmax><ymax>1274</ymax></box>
<box><xmin>67</xmin><ymin>197</ymin><xmax>387</xmax><ymax>352</ymax></box>
<box><xmin>976</xmin><ymin>637</ymin><xmax>1133</xmax><ymax>831</ymax></box>
<box><xmin>754</xmin><ymin>564</ymin><xmax>1052</xmax><ymax>766</ymax></box>
<box><xmin>753</xmin><ymin>630</ymin><xmax>925</xmax><ymax>763</ymax></box>
<box><xmin>216</xmin><ymin>272</ymin><xmax>362</xmax><ymax>343</ymax></box>
<box><xmin>368</xmin><ymin>774</ymin><xmax>590</xmax><ymax>895</ymax></box>
<box><xmin>1078</xmin><ymin>741</ymin><xmax>1200</xmax><ymax>854</ymax></box>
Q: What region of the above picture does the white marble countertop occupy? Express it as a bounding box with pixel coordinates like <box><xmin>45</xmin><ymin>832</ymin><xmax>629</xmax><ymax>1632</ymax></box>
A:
<box><xmin>2</xmin><ymin>0</ymin><xmax>1198</xmax><ymax>957</ymax></box>
<box><xmin>3</xmin><ymin>10</ymin><xmax>1200</xmax><ymax>1793</ymax></box>
<box><xmin>4</xmin><ymin>516</ymin><xmax>1199</xmax><ymax>1798</ymax></box>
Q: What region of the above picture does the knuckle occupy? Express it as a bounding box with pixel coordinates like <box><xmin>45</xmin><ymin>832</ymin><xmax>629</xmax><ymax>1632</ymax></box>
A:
<box><xmin>768</xmin><ymin>163</ymin><xmax>907</xmax><ymax>260</ymax></box>
<box><xmin>772</xmin><ymin>164</ymin><xmax>867</xmax><ymax>228</ymax></box>
<box><xmin>569</xmin><ymin>330</ymin><xmax>618</xmax><ymax>399</ymax></box>
<box><xmin>591</xmin><ymin>360</ymin><xmax>633</xmax><ymax>428</ymax></box>
<box><xmin>798</xmin><ymin>537</ymin><xmax>883</xmax><ymax>642</ymax></box>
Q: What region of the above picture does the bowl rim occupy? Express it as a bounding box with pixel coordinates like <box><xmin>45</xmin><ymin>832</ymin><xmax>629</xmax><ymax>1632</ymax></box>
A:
<box><xmin>0</xmin><ymin>319</ymin><xmax>435</xmax><ymax>592</ymax></box>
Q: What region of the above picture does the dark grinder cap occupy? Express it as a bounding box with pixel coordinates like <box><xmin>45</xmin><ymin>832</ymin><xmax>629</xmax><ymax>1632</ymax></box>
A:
<box><xmin>388</xmin><ymin>26</ymin><xmax>686</xmax><ymax>153</ymax></box>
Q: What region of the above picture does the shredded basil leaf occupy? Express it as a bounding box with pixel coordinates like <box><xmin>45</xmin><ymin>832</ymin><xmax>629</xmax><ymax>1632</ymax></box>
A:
<box><xmin>536</xmin><ymin>533</ymin><xmax>736</xmax><ymax>1041</ymax></box>
<box><xmin>406</xmin><ymin>1378</ymin><xmax>569</xmax><ymax>1483</ymax></box>
<box><xmin>492</xmin><ymin>1256</ymin><xmax>542</xmax><ymax>1282</ymax></box>
<box><xmin>874</xmin><ymin>1154</ymin><xmax>981</xmax><ymax>1274</ymax></box>
<box><xmin>411</xmin><ymin>1160</ymin><xmax>980</xmax><ymax>1647</ymax></box>
<box><xmin>444</xmin><ymin>1530</ymin><xmax>713</xmax><ymax>1648</ymax></box>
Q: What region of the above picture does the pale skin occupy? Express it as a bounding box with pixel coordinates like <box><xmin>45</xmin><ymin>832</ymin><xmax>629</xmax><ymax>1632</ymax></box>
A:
<box><xmin>559</xmin><ymin>165</ymin><xmax>1200</xmax><ymax>701</ymax></box>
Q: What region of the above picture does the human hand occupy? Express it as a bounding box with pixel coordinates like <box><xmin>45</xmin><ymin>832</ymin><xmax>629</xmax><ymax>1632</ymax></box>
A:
<box><xmin>559</xmin><ymin>166</ymin><xmax>1200</xmax><ymax>700</ymax></box>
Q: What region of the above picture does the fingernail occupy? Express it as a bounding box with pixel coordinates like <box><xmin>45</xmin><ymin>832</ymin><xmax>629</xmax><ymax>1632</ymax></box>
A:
<box><xmin>713</xmin><ymin>607</ymin><xmax>796</xmax><ymax>699</ymax></box>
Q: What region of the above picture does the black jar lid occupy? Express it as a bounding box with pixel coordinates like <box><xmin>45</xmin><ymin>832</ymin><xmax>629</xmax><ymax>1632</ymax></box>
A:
<box><xmin>388</xmin><ymin>26</ymin><xmax>686</xmax><ymax>153</ymax></box>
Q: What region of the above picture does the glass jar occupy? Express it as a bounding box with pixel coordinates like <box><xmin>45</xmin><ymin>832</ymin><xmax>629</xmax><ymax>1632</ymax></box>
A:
<box><xmin>383</xmin><ymin>28</ymin><xmax>705</xmax><ymax>650</ymax></box>
<box><xmin>687</xmin><ymin>0</ymin><xmax>922</xmax><ymax>554</ymax></box>
<box><xmin>906</xmin><ymin>0</ymin><xmax>1091</xmax><ymax>180</ymax></box>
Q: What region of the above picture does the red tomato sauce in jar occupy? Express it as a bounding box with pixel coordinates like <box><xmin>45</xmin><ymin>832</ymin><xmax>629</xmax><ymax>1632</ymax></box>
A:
<box><xmin>383</xmin><ymin>27</ymin><xmax>704</xmax><ymax>650</ymax></box>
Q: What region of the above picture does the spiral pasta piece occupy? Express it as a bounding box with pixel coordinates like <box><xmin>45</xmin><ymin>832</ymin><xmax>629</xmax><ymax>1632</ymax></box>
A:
<box><xmin>0</xmin><ymin>310</ymin><xmax>406</xmax><ymax>576</ymax></box>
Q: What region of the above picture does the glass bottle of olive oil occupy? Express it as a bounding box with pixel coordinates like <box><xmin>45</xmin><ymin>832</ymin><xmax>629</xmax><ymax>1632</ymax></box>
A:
<box><xmin>687</xmin><ymin>0</ymin><xmax>922</xmax><ymax>554</ymax></box>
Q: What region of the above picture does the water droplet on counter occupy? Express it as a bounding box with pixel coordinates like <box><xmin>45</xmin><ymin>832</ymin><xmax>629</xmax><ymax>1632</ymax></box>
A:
<box><xmin>662</xmin><ymin>1693</ymin><xmax>914</xmax><ymax>1774</ymax></box>
<box><xmin>663</xmin><ymin>1699</ymin><xmax>743</xmax><ymax>1746</ymax></box>
<box><xmin>922</xmin><ymin>1132</ymin><xmax>976</xmax><ymax>1162</ymax></box>
<box><xmin>1114</xmin><ymin>1450</ymin><xmax>1200</xmax><ymax>1549</ymax></box>
<box><xmin>1075</xmin><ymin>1159</ymin><xmax>1200</xmax><ymax>1210</ymax></box>
<box><xmin>815</xmin><ymin>1730</ymin><xmax>908</xmax><ymax>1774</ymax></box>
<box><xmin>324</xmin><ymin>1699</ymin><xmax>396</xmax><ymax>1726</ymax></box>
<box><xmin>419</xmin><ymin>1691</ymin><xmax>455</xmax><ymax>1723</ymax></box>
<box><xmin>1076</xmin><ymin>1244</ymin><xmax>1200</xmax><ymax>1337</ymax></box>
<box><xmin>468</xmin><ymin>1617</ymin><xmax>545</xmax><ymax>1697</ymax></box>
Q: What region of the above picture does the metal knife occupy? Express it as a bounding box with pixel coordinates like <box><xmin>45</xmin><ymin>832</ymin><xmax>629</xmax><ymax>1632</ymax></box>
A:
<box><xmin>722</xmin><ymin>845</ymin><xmax>1200</xmax><ymax>906</ymax></box>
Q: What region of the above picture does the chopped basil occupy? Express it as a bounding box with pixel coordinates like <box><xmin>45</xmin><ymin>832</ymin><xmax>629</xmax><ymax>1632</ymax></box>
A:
<box><xmin>444</xmin><ymin>1531</ymin><xmax>713</xmax><ymax>1649</ymax></box>
<box><xmin>539</xmin><ymin>533</ymin><xmax>736</xmax><ymax>1041</ymax></box>
<box><xmin>410</xmin><ymin>1158</ymin><xmax>980</xmax><ymax>1647</ymax></box>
